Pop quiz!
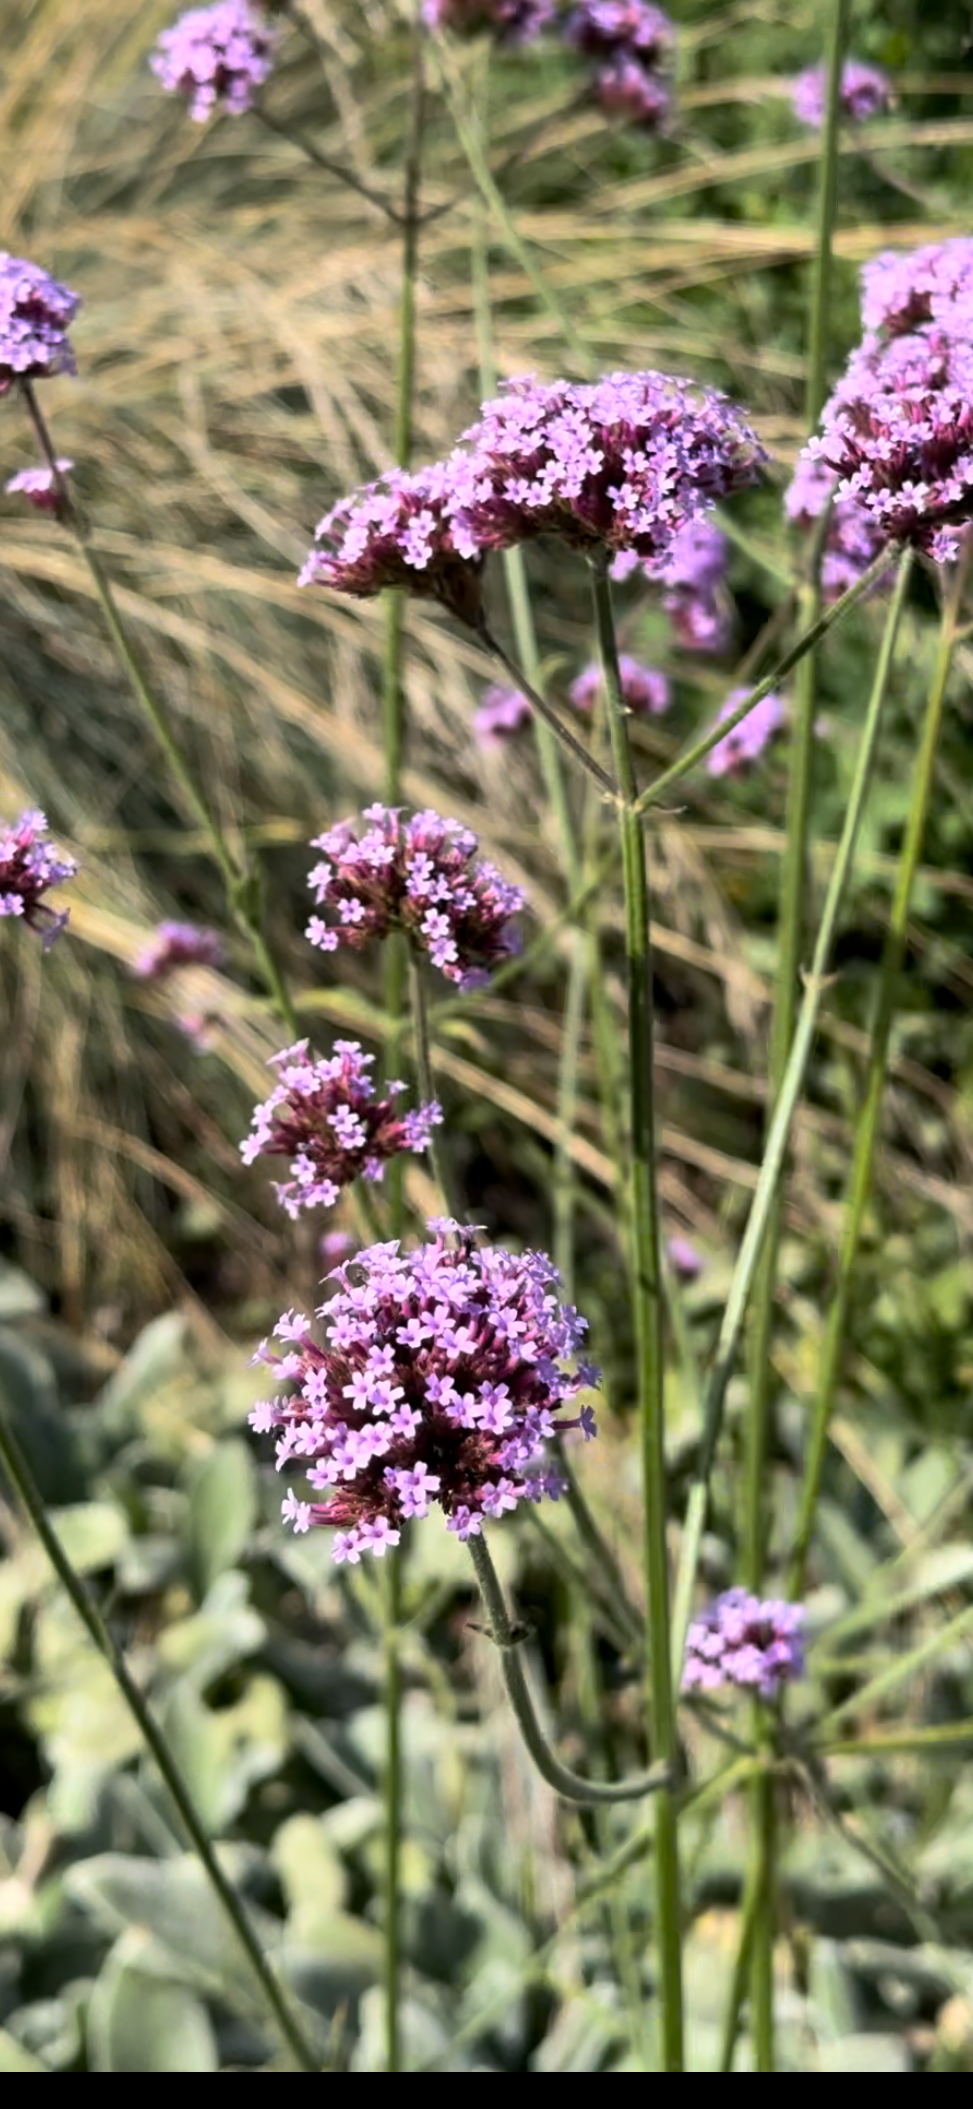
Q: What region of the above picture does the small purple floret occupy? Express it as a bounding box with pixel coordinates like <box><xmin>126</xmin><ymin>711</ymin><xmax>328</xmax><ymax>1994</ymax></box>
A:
<box><xmin>474</xmin><ymin>684</ymin><xmax>533</xmax><ymax>748</ymax></box>
<box><xmin>306</xmin><ymin>803</ymin><xmax>524</xmax><ymax>990</ymax></box>
<box><xmin>133</xmin><ymin>921</ymin><xmax>226</xmax><ymax>980</ymax></box>
<box><xmin>252</xmin><ymin>1221</ymin><xmax>598</xmax><ymax>1560</ymax></box>
<box><xmin>707</xmin><ymin>688</ymin><xmax>785</xmax><ymax>778</ymax></box>
<box><xmin>0</xmin><ymin>808</ymin><xmax>77</xmax><ymax>948</ymax></box>
<box><xmin>569</xmin><ymin>655</ymin><xmax>670</xmax><ymax>716</ymax></box>
<box><xmin>682</xmin><ymin>1588</ymin><xmax>805</xmax><ymax>1699</ymax></box>
<box><xmin>667</xmin><ymin>1234</ymin><xmax>703</xmax><ymax>1280</ymax></box>
<box><xmin>241</xmin><ymin>1038</ymin><xmax>443</xmax><ymax>1220</ymax></box>
<box><xmin>5</xmin><ymin>460</ymin><xmax>73</xmax><ymax>516</ymax></box>
<box><xmin>150</xmin><ymin>1</ymin><xmax>277</xmax><ymax>122</ymax></box>
<box><xmin>790</xmin><ymin>58</ymin><xmax>892</xmax><ymax>129</ymax></box>
<box><xmin>0</xmin><ymin>254</ymin><xmax>79</xmax><ymax>395</ymax></box>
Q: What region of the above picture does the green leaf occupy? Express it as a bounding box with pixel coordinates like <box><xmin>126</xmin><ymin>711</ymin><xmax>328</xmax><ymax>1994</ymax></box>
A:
<box><xmin>186</xmin><ymin>1439</ymin><xmax>257</xmax><ymax>1603</ymax></box>
<box><xmin>88</xmin><ymin>1934</ymin><xmax>218</xmax><ymax>2073</ymax></box>
<box><xmin>0</xmin><ymin>1330</ymin><xmax>84</xmax><ymax>1504</ymax></box>
<box><xmin>0</xmin><ymin>2027</ymin><xmax>48</xmax><ymax>2073</ymax></box>
<box><xmin>64</xmin><ymin>1853</ymin><xmax>280</xmax><ymax>2012</ymax></box>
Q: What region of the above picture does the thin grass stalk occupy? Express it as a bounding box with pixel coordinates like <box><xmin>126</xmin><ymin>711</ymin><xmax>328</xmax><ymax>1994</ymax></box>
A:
<box><xmin>407</xmin><ymin>949</ymin><xmax>461</xmax><ymax>1222</ymax></box>
<box><xmin>590</xmin><ymin>553</ymin><xmax>683</xmax><ymax>2069</ymax></box>
<box><xmin>0</xmin><ymin>1395</ymin><xmax>320</xmax><ymax>2072</ymax></box>
<box><xmin>788</xmin><ymin>552</ymin><xmax>967</xmax><ymax>1599</ymax></box>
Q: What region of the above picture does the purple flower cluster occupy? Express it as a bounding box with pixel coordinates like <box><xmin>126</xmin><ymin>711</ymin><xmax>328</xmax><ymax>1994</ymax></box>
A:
<box><xmin>250</xmin><ymin>1222</ymin><xmax>598</xmax><ymax>1561</ymax></box>
<box><xmin>682</xmin><ymin>1589</ymin><xmax>805</xmax><ymax>1699</ymax></box>
<box><xmin>299</xmin><ymin>372</ymin><xmax>764</xmax><ymax>614</ymax></box>
<box><xmin>474</xmin><ymin>684</ymin><xmax>533</xmax><ymax>749</ymax></box>
<box><xmin>0</xmin><ymin>254</ymin><xmax>79</xmax><ymax>396</ymax></box>
<box><xmin>566</xmin><ymin>2</ymin><xmax>674</xmax><ymax>129</ymax></box>
<box><xmin>4</xmin><ymin>460</ymin><xmax>73</xmax><ymax>518</ymax></box>
<box><xmin>569</xmin><ymin>655</ymin><xmax>670</xmax><ymax>716</ymax></box>
<box><xmin>150</xmin><ymin>1</ymin><xmax>277</xmax><ymax>121</ymax></box>
<box><xmin>860</xmin><ymin>235</ymin><xmax>973</xmax><ymax>339</ymax></box>
<box><xmin>785</xmin><ymin>455</ymin><xmax>887</xmax><ymax>602</ymax></box>
<box><xmin>790</xmin><ymin>58</ymin><xmax>892</xmax><ymax>129</ymax></box>
<box><xmin>240</xmin><ymin>1038</ymin><xmax>443</xmax><ymax>1220</ymax></box>
<box><xmin>421</xmin><ymin>0</ymin><xmax>555</xmax><ymax>40</ymax></box>
<box><xmin>306</xmin><ymin>804</ymin><xmax>524</xmax><ymax>991</ymax></box>
<box><xmin>612</xmin><ymin>516</ymin><xmax>731</xmax><ymax>653</ymax></box>
<box><xmin>809</xmin><ymin>322</ymin><xmax>973</xmax><ymax>559</ymax></box>
<box><xmin>0</xmin><ymin>808</ymin><xmax>77</xmax><ymax>948</ymax></box>
<box><xmin>707</xmin><ymin>688</ymin><xmax>784</xmax><ymax>779</ymax></box>
<box><xmin>133</xmin><ymin>921</ymin><xmax>226</xmax><ymax>980</ymax></box>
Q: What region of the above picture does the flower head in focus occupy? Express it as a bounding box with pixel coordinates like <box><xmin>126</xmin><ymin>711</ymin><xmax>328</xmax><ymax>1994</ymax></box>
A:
<box><xmin>251</xmin><ymin>1221</ymin><xmax>598</xmax><ymax>1561</ymax></box>
<box><xmin>0</xmin><ymin>255</ymin><xmax>79</xmax><ymax>395</ymax></box>
<box><xmin>682</xmin><ymin>1589</ymin><xmax>805</xmax><ymax>1699</ymax></box>
<box><xmin>5</xmin><ymin>460</ymin><xmax>73</xmax><ymax>517</ymax></box>
<box><xmin>474</xmin><ymin>684</ymin><xmax>533</xmax><ymax>748</ymax></box>
<box><xmin>860</xmin><ymin>236</ymin><xmax>973</xmax><ymax>339</ymax></box>
<box><xmin>808</xmin><ymin>328</ymin><xmax>973</xmax><ymax>557</ymax></box>
<box><xmin>298</xmin><ymin>463</ymin><xmax>483</xmax><ymax>626</ymax></box>
<box><xmin>785</xmin><ymin>454</ymin><xmax>888</xmax><ymax>602</ymax></box>
<box><xmin>0</xmin><ymin>809</ymin><xmax>77</xmax><ymax>948</ymax></box>
<box><xmin>306</xmin><ymin>804</ymin><xmax>524</xmax><ymax>990</ymax></box>
<box><xmin>707</xmin><ymin>689</ymin><xmax>784</xmax><ymax>779</ymax></box>
<box><xmin>241</xmin><ymin>1038</ymin><xmax>443</xmax><ymax>1219</ymax></box>
<box><xmin>150</xmin><ymin>1</ymin><xmax>277</xmax><ymax>120</ymax></box>
<box><xmin>421</xmin><ymin>0</ymin><xmax>555</xmax><ymax>40</ymax></box>
<box><xmin>790</xmin><ymin>57</ymin><xmax>892</xmax><ymax>129</ymax></box>
<box><xmin>133</xmin><ymin>921</ymin><xmax>226</xmax><ymax>981</ymax></box>
<box><xmin>569</xmin><ymin>655</ymin><xmax>670</xmax><ymax>716</ymax></box>
<box><xmin>447</xmin><ymin>371</ymin><xmax>764</xmax><ymax>566</ymax></box>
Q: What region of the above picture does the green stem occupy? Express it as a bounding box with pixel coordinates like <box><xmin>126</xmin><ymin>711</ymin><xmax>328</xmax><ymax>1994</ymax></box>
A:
<box><xmin>476</xmin><ymin>619</ymin><xmax>616</xmax><ymax>801</ymax></box>
<box><xmin>805</xmin><ymin>0</ymin><xmax>852</xmax><ymax>435</ymax></box>
<box><xmin>788</xmin><ymin>554</ymin><xmax>966</xmax><ymax>1598</ymax></box>
<box><xmin>717</xmin><ymin>1850</ymin><xmax>761</xmax><ymax>2072</ymax></box>
<box><xmin>253</xmin><ymin>104</ymin><xmax>402</xmax><ymax>224</ymax></box>
<box><xmin>20</xmin><ymin>381</ymin><xmax>297</xmax><ymax>1037</ymax></box>
<box><xmin>552</xmin><ymin>936</ymin><xmax>587</xmax><ymax>1290</ymax></box>
<box><xmin>0</xmin><ymin>1394</ymin><xmax>320</xmax><ymax>2071</ymax></box>
<box><xmin>670</xmin><ymin>549</ymin><xmax>913</xmax><ymax>1658</ymax></box>
<box><xmin>590</xmin><ymin>554</ymin><xmax>683</xmax><ymax>2070</ymax></box>
<box><xmin>408</xmin><ymin>950</ymin><xmax>459</xmax><ymax>1222</ymax></box>
<box><xmin>633</xmin><ymin>544</ymin><xmax>898</xmax><ymax>819</ymax></box>
<box><xmin>467</xmin><ymin>1532</ymin><xmax>670</xmax><ymax>1805</ymax></box>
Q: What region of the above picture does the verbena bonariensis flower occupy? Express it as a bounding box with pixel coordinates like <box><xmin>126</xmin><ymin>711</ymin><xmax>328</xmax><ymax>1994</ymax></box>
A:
<box><xmin>612</xmin><ymin>516</ymin><xmax>731</xmax><ymax>652</ymax></box>
<box><xmin>682</xmin><ymin>1589</ymin><xmax>805</xmax><ymax>1699</ymax></box>
<box><xmin>447</xmin><ymin>372</ymin><xmax>765</xmax><ymax>566</ymax></box>
<box><xmin>0</xmin><ymin>255</ymin><xmax>79</xmax><ymax>395</ymax></box>
<box><xmin>569</xmin><ymin>655</ymin><xmax>670</xmax><ymax>716</ymax></box>
<box><xmin>808</xmin><ymin>328</ymin><xmax>973</xmax><ymax>557</ymax></box>
<box><xmin>240</xmin><ymin>1038</ymin><xmax>443</xmax><ymax>1220</ymax></box>
<box><xmin>5</xmin><ymin>461</ymin><xmax>73</xmax><ymax>516</ymax></box>
<box><xmin>250</xmin><ymin>1221</ymin><xmax>598</xmax><ymax>1560</ymax></box>
<box><xmin>306</xmin><ymin>804</ymin><xmax>524</xmax><ymax>991</ymax></box>
<box><xmin>860</xmin><ymin>236</ymin><xmax>973</xmax><ymax>339</ymax></box>
<box><xmin>790</xmin><ymin>58</ymin><xmax>892</xmax><ymax>129</ymax></box>
<box><xmin>565</xmin><ymin>1</ymin><xmax>674</xmax><ymax>63</ymax></box>
<box><xmin>298</xmin><ymin>462</ymin><xmax>483</xmax><ymax>625</ymax></box>
<box><xmin>707</xmin><ymin>688</ymin><xmax>784</xmax><ymax>778</ymax></box>
<box><xmin>474</xmin><ymin>684</ymin><xmax>533</xmax><ymax>748</ymax></box>
<box><xmin>784</xmin><ymin>454</ymin><xmax>888</xmax><ymax>602</ymax></box>
<box><xmin>150</xmin><ymin>1</ymin><xmax>277</xmax><ymax>121</ymax></box>
<box><xmin>421</xmin><ymin>0</ymin><xmax>555</xmax><ymax>40</ymax></box>
<box><xmin>133</xmin><ymin>920</ymin><xmax>226</xmax><ymax>980</ymax></box>
<box><xmin>0</xmin><ymin>808</ymin><xmax>77</xmax><ymax>948</ymax></box>
<box><xmin>667</xmin><ymin>1234</ymin><xmax>702</xmax><ymax>1279</ymax></box>
<box><xmin>591</xmin><ymin>55</ymin><xmax>672</xmax><ymax>129</ymax></box>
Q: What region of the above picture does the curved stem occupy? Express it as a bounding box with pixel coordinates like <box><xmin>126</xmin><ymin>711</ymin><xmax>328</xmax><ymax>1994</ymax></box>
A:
<box><xmin>0</xmin><ymin>1394</ymin><xmax>320</xmax><ymax>2071</ymax></box>
<box><xmin>20</xmin><ymin>381</ymin><xmax>298</xmax><ymax>1037</ymax></box>
<box><xmin>788</xmin><ymin>550</ymin><xmax>966</xmax><ymax>1598</ymax></box>
<box><xmin>669</xmin><ymin>549</ymin><xmax>913</xmax><ymax>1656</ymax></box>
<box><xmin>634</xmin><ymin>543</ymin><xmax>898</xmax><ymax>819</ymax></box>
<box><xmin>477</xmin><ymin>619</ymin><xmax>616</xmax><ymax>800</ymax></box>
<box><xmin>253</xmin><ymin>104</ymin><xmax>402</xmax><ymax>224</ymax></box>
<box><xmin>467</xmin><ymin>1533</ymin><xmax>669</xmax><ymax>1806</ymax></box>
<box><xmin>590</xmin><ymin>554</ymin><xmax>683</xmax><ymax>2069</ymax></box>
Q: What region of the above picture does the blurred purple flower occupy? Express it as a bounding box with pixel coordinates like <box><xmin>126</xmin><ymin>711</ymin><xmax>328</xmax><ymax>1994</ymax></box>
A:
<box><xmin>150</xmin><ymin>1</ymin><xmax>277</xmax><ymax>120</ymax></box>
<box><xmin>299</xmin><ymin>461</ymin><xmax>483</xmax><ymax>625</ymax></box>
<box><xmin>320</xmin><ymin>1228</ymin><xmax>355</xmax><ymax>1270</ymax></box>
<box><xmin>421</xmin><ymin>0</ymin><xmax>555</xmax><ymax>40</ymax></box>
<box><xmin>808</xmin><ymin>327</ymin><xmax>973</xmax><ymax>558</ymax></box>
<box><xmin>0</xmin><ymin>808</ymin><xmax>76</xmax><ymax>948</ymax></box>
<box><xmin>5</xmin><ymin>460</ymin><xmax>73</xmax><ymax>517</ymax></box>
<box><xmin>306</xmin><ymin>804</ymin><xmax>524</xmax><ymax>991</ymax></box>
<box><xmin>591</xmin><ymin>56</ymin><xmax>672</xmax><ymax>128</ymax></box>
<box><xmin>667</xmin><ymin>1234</ymin><xmax>702</xmax><ymax>1280</ymax></box>
<box><xmin>241</xmin><ymin>1038</ymin><xmax>443</xmax><ymax>1220</ymax></box>
<box><xmin>566</xmin><ymin>3</ymin><xmax>674</xmax><ymax>130</ymax></box>
<box><xmin>790</xmin><ymin>58</ymin><xmax>892</xmax><ymax>129</ymax></box>
<box><xmin>707</xmin><ymin>688</ymin><xmax>784</xmax><ymax>778</ymax></box>
<box><xmin>785</xmin><ymin>454</ymin><xmax>888</xmax><ymax>602</ymax></box>
<box><xmin>612</xmin><ymin>516</ymin><xmax>732</xmax><ymax>652</ymax></box>
<box><xmin>569</xmin><ymin>655</ymin><xmax>670</xmax><ymax>716</ymax></box>
<box><xmin>682</xmin><ymin>1589</ymin><xmax>805</xmax><ymax>1699</ymax></box>
<box><xmin>251</xmin><ymin>1220</ymin><xmax>598</xmax><ymax>1560</ymax></box>
<box><xmin>860</xmin><ymin>236</ymin><xmax>973</xmax><ymax>339</ymax></box>
<box><xmin>0</xmin><ymin>254</ymin><xmax>79</xmax><ymax>395</ymax></box>
<box><xmin>474</xmin><ymin>684</ymin><xmax>533</xmax><ymax>748</ymax></box>
<box><xmin>133</xmin><ymin>921</ymin><xmax>226</xmax><ymax>980</ymax></box>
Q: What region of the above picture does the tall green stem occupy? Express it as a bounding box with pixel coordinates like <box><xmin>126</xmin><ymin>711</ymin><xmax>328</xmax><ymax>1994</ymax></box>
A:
<box><xmin>590</xmin><ymin>555</ymin><xmax>683</xmax><ymax>2070</ymax></box>
<box><xmin>789</xmin><ymin>555</ymin><xmax>965</xmax><ymax>1598</ymax></box>
<box><xmin>0</xmin><ymin>1396</ymin><xmax>319</xmax><ymax>2070</ymax></box>
<box><xmin>378</xmin><ymin>21</ymin><xmax>425</xmax><ymax>2072</ymax></box>
<box><xmin>20</xmin><ymin>381</ymin><xmax>297</xmax><ymax>1036</ymax></box>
